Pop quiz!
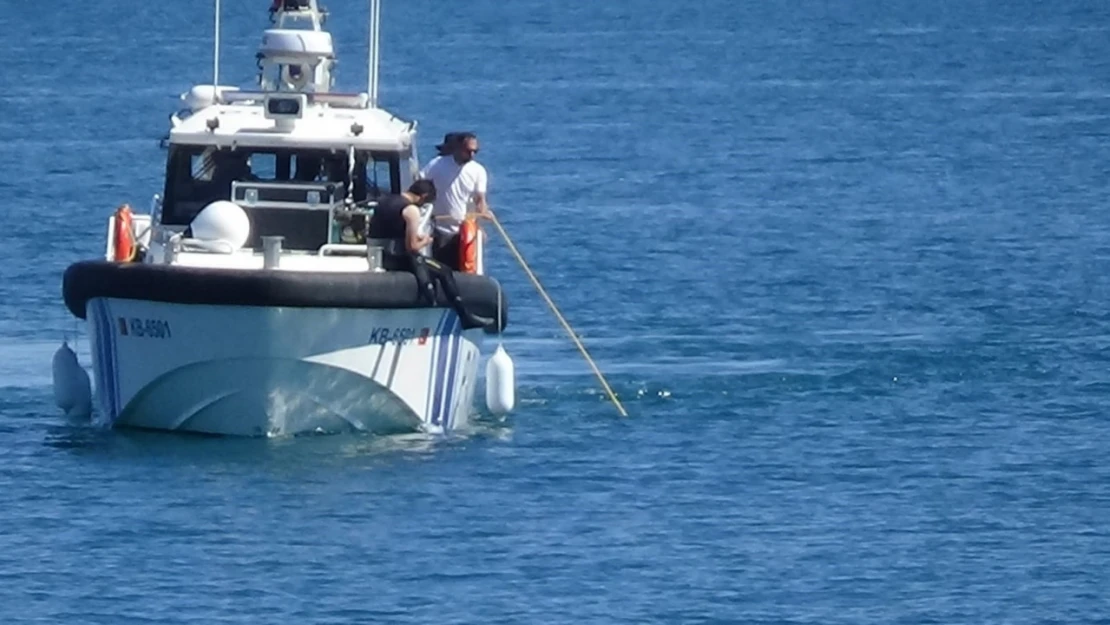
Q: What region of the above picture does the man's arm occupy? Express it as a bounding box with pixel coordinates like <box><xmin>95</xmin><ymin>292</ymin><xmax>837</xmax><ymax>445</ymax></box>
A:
<box><xmin>472</xmin><ymin>165</ymin><xmax>490</xmax><ymax>216</ymax></box>
<box><xmin>473</xmin><ymin>191</ymin><xmax>489</xmax><ymax>215</ymax></box>
<box><xmin>402</xmin><ymin>205</ymin><xmax>433</xmax><ymax>254</ymax></box>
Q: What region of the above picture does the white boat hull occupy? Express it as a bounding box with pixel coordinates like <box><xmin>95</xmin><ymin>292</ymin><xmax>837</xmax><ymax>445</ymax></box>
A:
<box><xmin>84</xmin><ymin>297</ymin><xmax>483</xmax><ymax>436</ymax></box>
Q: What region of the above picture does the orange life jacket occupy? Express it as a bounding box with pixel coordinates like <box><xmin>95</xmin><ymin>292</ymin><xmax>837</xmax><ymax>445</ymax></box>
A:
<box><xmin>459</xmin><ymin>216</ymin><xmax>479</xmax><ymax>273</ymax></box>
<box><xmin>113</xmin><ymin>205</ymin><xmax>135</xmax><ymax>262</ymax></box>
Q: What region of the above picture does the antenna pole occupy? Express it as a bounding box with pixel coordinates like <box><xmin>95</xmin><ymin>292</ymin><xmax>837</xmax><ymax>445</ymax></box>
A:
<box><xmin>368</xmin><ymin>0</ymin><xmax>380</xmax><ymax>107</ymax></box>
<box><xmin>213</xmin><ymin>0</ymin><xmax>222</xmax><ymax>89</ymax></box>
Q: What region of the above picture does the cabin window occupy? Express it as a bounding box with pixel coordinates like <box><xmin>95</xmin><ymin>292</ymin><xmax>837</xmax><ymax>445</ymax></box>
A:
<box><xmin>190</xmin><ymin>150</ymin><xmax>217</xmax><ymax>181</ymax></box>
<box><xmin>161</xmin><ymin>145</ymin><xmax>404</xmax><ymax>225</ymax></box>
<box><xmin>248</xmin><ymin>153</ymin><xmax>280</xmax><ymax>181</ymax></box>
<box><xmin>365</xmin><ymin>157</ymin><xmax>393</xmax><ymax>199</ymax></box>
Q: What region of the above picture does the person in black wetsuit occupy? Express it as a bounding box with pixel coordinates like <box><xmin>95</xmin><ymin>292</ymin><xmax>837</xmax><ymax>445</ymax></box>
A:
<box><xmin>367</xmin><ymin>180</ymin><xmax>493</xmax><ymax>329</ymax></box>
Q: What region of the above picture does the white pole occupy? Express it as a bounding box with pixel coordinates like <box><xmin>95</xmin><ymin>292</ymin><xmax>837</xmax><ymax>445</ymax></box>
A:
<box><xmin>213</xmin><ymin>0</ymin><xmax>222</xmax><ymax>90</ymax></box>
<box><xmin>368</xmin><ymin>0</ymin><xmax>380</xmax><ymax>107</ymax></box>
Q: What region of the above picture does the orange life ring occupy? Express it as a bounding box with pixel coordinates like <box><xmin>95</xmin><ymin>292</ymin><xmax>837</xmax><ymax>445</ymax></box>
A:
<box><xmin>459</xmin><ymin>216</ymin><xmax>479</xmax><ymax>274</ymax></box>
<box><xmin>113</xmin><ymin>204</ymin><xmax>136</xmax><ymax>262</ymax></box>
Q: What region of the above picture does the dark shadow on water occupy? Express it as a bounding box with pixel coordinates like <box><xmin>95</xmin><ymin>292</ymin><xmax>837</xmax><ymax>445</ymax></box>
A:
<box><xmin>40</xmin><ymin>413</ymin><xmax>514</xmax><ymax>471</ymax></box>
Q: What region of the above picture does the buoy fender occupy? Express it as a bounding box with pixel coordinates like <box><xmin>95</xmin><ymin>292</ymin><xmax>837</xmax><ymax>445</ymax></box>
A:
<box><xmin>485</xmin><ymin>344</ymin><xmax>515</xmax><ymax>415</ymax></box>
<box><xmin>52</xmin><ymin>342</ymin><xmax>92</xmax><ymax>418</ymax></box>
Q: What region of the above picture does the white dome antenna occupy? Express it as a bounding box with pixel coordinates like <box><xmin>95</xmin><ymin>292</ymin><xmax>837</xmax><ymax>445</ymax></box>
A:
<box><xmin>191</xmin><ymin>201</ymin><xmax>251</xmax><ymax>250</ymax></box>
<box><xmin>258</xmin><ymin>29</ymin><xmax>336</xmax><ymax>93</ymax></box>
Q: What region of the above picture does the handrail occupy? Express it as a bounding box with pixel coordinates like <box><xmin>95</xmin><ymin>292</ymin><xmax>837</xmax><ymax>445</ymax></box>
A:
<box><xmin>179</xmin><ymin>238</ymin><xmax>237</xmax><ymax>254</ymax></box>
<box><xmin>318</xmin><ymin>243</ymin><xmax>369</xmax><ymax>256</ymax></box>
<box><xmin>220</xmin><ymin>90</ymin><xmax>369</xmax><ymax>109</ymax></box>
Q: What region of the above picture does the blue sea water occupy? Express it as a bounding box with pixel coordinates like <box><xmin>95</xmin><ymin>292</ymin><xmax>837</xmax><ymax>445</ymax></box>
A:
<box><xmin>3</xmin><ymin>0</ymin><xmax>1110</xmax><ymax>622</ymax></box>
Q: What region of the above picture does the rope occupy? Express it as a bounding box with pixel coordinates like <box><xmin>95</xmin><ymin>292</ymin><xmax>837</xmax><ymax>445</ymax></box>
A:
<box><xmin>485</xmin><ymin>210</ymin><xmax>628</xmax><ymax>417</ymax></box>
<box><xmin>496</xmin><ymin>278</ymin><xmax>503</xmax><ymax>344</ymax></box>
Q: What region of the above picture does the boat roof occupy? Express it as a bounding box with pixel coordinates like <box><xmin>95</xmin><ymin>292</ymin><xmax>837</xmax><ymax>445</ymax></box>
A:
<box><xmin>168</xmin><ymin>91</ymin><xmax>416</xmax><ymax>152</ymax></box>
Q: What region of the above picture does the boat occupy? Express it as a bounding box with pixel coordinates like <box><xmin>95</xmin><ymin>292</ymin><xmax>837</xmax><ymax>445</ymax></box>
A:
<box><xmin>56</xmin><ymin>0</ymin><xmax>513</xmax><ymax>436</ymax></box>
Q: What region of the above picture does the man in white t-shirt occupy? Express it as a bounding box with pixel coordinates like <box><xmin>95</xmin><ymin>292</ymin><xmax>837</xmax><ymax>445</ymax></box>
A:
<box><xmin>418</xmin><ymin>132</ymin><xmax>489</xmax><ymax>269</ymax></box>
<box><xmin>414</xmin><ymin>132</ymin><xmax>462</xmax><ymax>189</ymax></box>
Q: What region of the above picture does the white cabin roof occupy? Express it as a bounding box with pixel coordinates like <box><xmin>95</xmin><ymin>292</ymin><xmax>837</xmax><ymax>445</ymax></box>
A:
<box><xmin>168</xmin><ymin>91</ymin><xmax>416</xmax><ymax>152</ymax></box>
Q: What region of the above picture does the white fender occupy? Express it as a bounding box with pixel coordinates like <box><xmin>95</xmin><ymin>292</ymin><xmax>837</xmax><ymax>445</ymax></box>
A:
<box><xmin>52</xmin><ymin>341</ymin><xmax>92</xmax><ymax>419</ymax></box>
<box><xmin>485</xmin><ymin>344</ymin><xmax>515</xmax><ymax>415</ymax></box>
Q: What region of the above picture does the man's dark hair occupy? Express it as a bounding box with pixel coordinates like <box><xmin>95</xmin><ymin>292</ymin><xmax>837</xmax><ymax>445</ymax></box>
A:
<box><xmin>436</xmin><ymin>132</ymin><xmax>463</xmax><ymax>155</ymax></box>
<box><xmin>454</xmin><ymin>132</ymin><xmax>477</xmax><ymax>145</ymax></box>
<box><xmin>409</xmin><ymin>179</ymin><xmax>436</xmax><ymax>203</ymax></box>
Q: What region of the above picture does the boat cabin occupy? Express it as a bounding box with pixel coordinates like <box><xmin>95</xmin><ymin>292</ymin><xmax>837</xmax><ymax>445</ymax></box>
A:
<box><xmin>154</xmin><ymin>0</ymin><xmax>418</xmax><ymax>256</ymax></box>
<box><xmin>160</xmin><ymin>142</ymin><xmax>409</xmax><ymax>251</ymax></box>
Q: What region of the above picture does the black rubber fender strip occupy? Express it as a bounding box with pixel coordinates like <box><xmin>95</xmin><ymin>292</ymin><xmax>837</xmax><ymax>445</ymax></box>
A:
<box><xmin>62</xmin><ymin>260</ymin><xmax>508</xmax><ymax>332</ymax></box>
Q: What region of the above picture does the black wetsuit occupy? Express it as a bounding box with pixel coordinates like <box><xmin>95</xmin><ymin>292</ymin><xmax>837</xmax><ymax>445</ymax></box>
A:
<box><xmin>368</xmin><ymin>195</ymin><xmax>492</xmax><ymax>329</ymax></box>
<box><xmin>366</xmin><ymin>193</ymin><xmax>411</xmax><ymax>270</ymax></box>
<box><xmin>433</xmin><ymin>231</ymin><xmax>461</xmax><ymax>271</ymax></box>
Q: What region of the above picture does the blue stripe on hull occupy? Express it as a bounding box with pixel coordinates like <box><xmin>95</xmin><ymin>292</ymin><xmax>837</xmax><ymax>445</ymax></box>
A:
<box><xmin>430</xmin><ymin>312</ymin><xmax>459</xmax><ymax>427</ymax></box>
<box><xmin>90</xmin><ymin>302</ymin><xmax>110</xmax><ymax>419</ymax></box>
<box><xmin>107</xmin><ymin>301</ymin><xmax>122</xmax><ymax>417</ymax></box>
<box><xmin>424</xmin><ymin>310</ymin><xmax>450</xmax><ymax>424</ymax></box>
<box><xmin>95</xmin><ymin>300</ymin><xmax>118</xmax><ymax>419</ymax></box>
<box><xmin>442</xmin><ymin>324</ymin><xmax>464</xmax><ymax>430</ymax></box>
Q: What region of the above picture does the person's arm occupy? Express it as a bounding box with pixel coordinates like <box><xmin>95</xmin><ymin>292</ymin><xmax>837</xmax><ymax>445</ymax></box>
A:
<box><xmin>472</xmin><ymin>165</ymin><xmax>490</xmax><ymax>216</ymax></box>
<box><xmin>473</xmin><ymin>191</ymin><xmax>489</xmax><ymax>216</ymax></box>
<box><xmin>402</xmin><ymin>205</ymin><xmax>434</xmax><ymax>253</ymax></box>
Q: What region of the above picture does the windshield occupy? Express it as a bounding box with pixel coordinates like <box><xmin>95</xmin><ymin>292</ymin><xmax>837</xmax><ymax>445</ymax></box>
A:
<box><xmin>161</xmin><ymin>145</ymin><xmax>402</xmax><ymax>225</ymax></box>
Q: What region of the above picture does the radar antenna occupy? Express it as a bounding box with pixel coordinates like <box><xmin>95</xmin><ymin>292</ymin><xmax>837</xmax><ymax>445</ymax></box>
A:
<box><xmin>257</xmin><ymin>0</ymin><xmax>336</xmax><ymax>93</ymax></box>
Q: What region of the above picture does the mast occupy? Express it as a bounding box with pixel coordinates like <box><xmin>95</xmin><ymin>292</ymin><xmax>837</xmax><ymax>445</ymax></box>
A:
<box><xmin>213</xmin><ymin>0</ymin><xmax>222</xmax><ymax>89</ymax></box>
<box><xmin>368</xmin><ymin>0</ymin><xmax>381</xmax><ymax>108</ymax></box>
